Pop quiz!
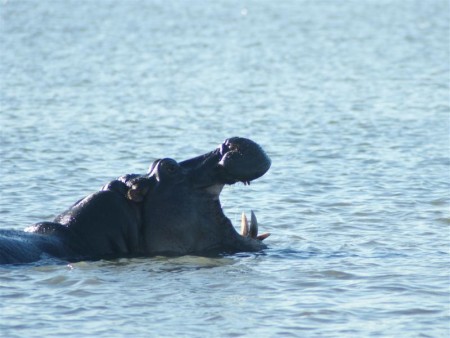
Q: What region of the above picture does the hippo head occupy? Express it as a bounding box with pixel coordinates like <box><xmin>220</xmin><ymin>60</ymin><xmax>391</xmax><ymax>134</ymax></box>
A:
<box><xmin>127</xmin><ymin>137</ymin><xmax>271</xmax><ymax>255</ymax></box>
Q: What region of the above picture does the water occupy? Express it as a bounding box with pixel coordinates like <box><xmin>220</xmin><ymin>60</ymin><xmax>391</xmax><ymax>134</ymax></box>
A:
<box><xmin>1</xmin><ymin>0</ymin><xmax>449</xmax><ymax>336</ymax></box>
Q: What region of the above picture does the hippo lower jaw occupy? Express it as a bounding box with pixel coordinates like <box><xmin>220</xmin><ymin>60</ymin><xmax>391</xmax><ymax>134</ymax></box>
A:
<box><xmin>206</xmin><ymin>183</ymin><xmax>270</xmax><ymax>243</ymax></box>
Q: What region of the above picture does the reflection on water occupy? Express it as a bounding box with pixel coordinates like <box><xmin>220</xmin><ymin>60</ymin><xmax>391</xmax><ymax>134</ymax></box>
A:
<box><xmin>1</xmin><ymin>0</ymin><xmax>449</xmax><ymax>337</ymax></box>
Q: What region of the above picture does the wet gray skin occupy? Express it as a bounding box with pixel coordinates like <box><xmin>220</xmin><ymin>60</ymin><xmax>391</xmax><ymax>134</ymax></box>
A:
<box><xmin>0</xmin><ymin>137</ymin><xmax>271</xmax><ymax>264</ymax></box>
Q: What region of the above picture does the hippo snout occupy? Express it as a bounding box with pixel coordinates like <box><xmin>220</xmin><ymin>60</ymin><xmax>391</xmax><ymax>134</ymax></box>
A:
<box><xmin>217</xmin><ymin>137</ymin><xmax>271</xmax><ymax>184</ymax></box>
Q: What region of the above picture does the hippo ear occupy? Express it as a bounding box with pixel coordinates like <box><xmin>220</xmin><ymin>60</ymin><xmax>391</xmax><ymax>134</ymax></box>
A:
<box><xmin>127</xmin><ymin>186</ymin><xmax>147</xmax><ymax>202</ymax></box>
<box><xmin>126</xmin><ymin>177</ymin><xmax>152</xmax><ymax>202</ymax></box>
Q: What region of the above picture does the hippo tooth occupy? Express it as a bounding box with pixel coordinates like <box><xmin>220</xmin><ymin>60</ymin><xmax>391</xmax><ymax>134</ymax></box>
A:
<box><xmin>249</xmin><ymin>210</ymin><xmax>258</xmax><ymax>239</ymax></box>
<box><xmin>241</xmin><ymin>212</ymin><xmax>249</xmax><ymax>237</ymax></box>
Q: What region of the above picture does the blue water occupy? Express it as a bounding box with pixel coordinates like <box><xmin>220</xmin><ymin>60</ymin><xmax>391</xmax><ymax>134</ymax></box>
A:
<box><xmin>1</xmin><ymin>0</ymin><xmax>449</xmax><ymax>337</ymax></box>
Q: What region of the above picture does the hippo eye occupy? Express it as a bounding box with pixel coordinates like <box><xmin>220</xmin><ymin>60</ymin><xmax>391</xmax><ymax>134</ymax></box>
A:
<box><xmin>160</xmin><ymin>159</ymin><xmax>179</xmax><ymax>174</ymax></box>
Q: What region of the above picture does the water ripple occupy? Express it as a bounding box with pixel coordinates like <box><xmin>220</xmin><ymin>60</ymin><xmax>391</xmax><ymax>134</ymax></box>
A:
<box><xmin>1</xmin><ymin>0</ymin><xmax>449</xmax><ymax>337</ymax></box>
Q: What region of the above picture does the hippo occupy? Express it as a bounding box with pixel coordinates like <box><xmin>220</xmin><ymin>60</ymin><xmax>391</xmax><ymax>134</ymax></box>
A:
<box><xmin>0</xmin><ymin>137</ymin><xmax>271</xmax><ymax>264</ymax></box>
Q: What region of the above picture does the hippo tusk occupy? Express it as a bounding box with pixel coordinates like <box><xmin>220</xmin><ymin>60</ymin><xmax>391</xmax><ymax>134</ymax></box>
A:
<box><xmin>241</xmin><ymin>210</ymin><xmax>270</xmax><ymax>241</ymax></box>
<box><xmin>249</xmin><ymin>210</ymin><xmax>258</xmax><ymax>239</ymax></box>
<box><xmin>241</xmin><ymin>212</ymin><xmax>249</xmax><ymax>237</ymax></box>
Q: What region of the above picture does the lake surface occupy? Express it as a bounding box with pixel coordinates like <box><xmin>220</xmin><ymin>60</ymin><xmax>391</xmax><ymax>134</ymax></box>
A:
<box><xmin>1</xmin><ymin>0</ymin><xmax>449</xmax><ymax>337</ymax></box>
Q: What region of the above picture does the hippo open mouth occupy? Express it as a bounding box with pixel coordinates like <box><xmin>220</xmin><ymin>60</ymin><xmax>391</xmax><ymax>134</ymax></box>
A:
<box><xmin>126</xmin><ymin>137</ymin><xmax>272</xmax><ymax>254</ymax></box>
<box><xmin>180</xmin><ymin>137</ymin><xmax>271</xmax><ymax>241</ymax></box>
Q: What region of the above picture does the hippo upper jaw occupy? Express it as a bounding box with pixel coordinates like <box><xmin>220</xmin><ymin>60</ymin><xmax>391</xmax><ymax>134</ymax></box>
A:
<box><xmin>179</xmin><ymin>137</ymin><xmax>271</xmax><ymax>188</ymax></box>
<box><xmin>216</xmin><ymin>137</ymin><xmax>272</xmax><ymax>184</ymax></box>
<box><xmin>192</xmin><ymin>137</ymin><xmax>272</xmax><ymax>238</ymax></box>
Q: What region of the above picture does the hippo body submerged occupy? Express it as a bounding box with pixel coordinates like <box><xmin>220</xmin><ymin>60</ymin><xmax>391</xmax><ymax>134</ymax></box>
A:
<box><xmin>0</xmin><ymin>137</ymin><xmax>271</xmax><ymax>264</ymax></box>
